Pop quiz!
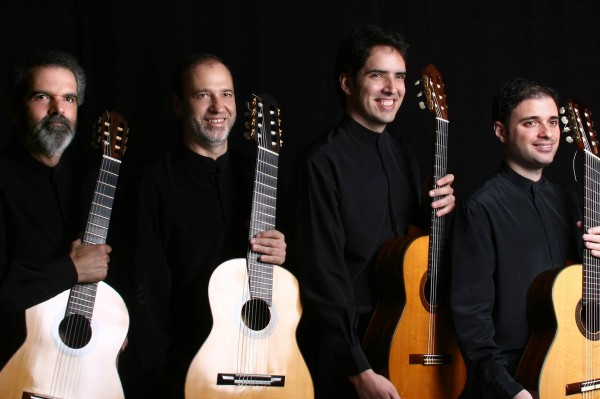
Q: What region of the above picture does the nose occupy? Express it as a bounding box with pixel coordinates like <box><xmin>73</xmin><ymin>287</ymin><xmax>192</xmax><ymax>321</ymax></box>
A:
<box><xmin>48</xmin><ymin>97</ymin><xmax>64</xmax><ymax>115</ymax></box>
<box><xmin>209</xmin><ymin>95</ymin><xmax>225</xmax><ymax>113</ymax></box>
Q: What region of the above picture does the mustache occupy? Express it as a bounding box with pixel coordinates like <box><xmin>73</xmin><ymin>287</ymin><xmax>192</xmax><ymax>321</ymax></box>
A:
<box><xmin>41</xmin><ymin>114</ymin><xmax>72</xmax><ymax>129</ymax></box>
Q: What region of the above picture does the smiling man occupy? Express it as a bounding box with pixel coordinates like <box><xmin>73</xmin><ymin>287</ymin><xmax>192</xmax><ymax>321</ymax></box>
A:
<box><xmin>116</xmin><ymin>53</ymin><xmax>288</xmax><ymax>398</ymax></box>
<box><xmin>450</xmin><ymin>77</ymin><xmax>600</xmax><ymax>399</ymax></box>
<box><xmin>286</xmin><ymin>24</ymin><xmax>455</xmax><ymax>399</ymax></box>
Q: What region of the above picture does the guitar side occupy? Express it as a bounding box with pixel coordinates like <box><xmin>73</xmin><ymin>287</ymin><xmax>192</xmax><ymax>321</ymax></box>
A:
<box><xmin>184</xmin><ymin>259</ymin><xmax>314</xmax><ymax>399</ymax></box>
<box><xmin>0</xmin><ymin>281</ymin><xmax>129</xmax><ymax>399</ymax></box>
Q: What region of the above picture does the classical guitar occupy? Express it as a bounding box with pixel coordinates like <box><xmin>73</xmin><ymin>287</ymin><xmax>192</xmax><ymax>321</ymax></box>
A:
<box><xmin>184</xmin><ymin>94</ymin><xmax>313</xmax><ymax>399</ymax></box>
<box><xmin>516</xmin><ymin>98</ymin><xmax>600</xmax><ymax>397</ymax></box>
<box><xmin>362</xmin><ymin>64</ymin><xmax>466</xmax><ymax>398</ymax></box>
<box><xmin>0</xmin><ymin>111</ymin><xmax>130</xmax><ymax>399</ymax></box>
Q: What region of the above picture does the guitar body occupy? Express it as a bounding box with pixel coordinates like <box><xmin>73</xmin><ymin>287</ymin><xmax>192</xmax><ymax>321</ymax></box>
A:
<box><xmin>0</xmin><ymin>281</ymin><xmax>129</xmax><ymax>399</ymax></box>
<box><xmin>517</xmin><ymin>264</ymin><xmax>600</xmax><ymax>398</ymax></box>
<box><xmin>185</xmin><ymin>259</ymin><xmax>313</xmax><ymax>399</ymax></box>
<box><xmin>364</xmin><ymin>236</ymin><xmax>466</xmax><ymax>398</ymax></box>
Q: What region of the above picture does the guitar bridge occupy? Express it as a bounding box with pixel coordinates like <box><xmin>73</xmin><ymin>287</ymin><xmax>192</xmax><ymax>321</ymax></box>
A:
<box><xmin>409</xmin><ymin>354</ymin><xmax>453</xmax><ymax>366</ymax></box>
<box><xmin>217</xmin><ymin>373</ymin><xmax>285</xmax><ymax>387</ymax></box>
<box><xmin>566</xmin><ymin>379</ymin><xmax>600</xmax><ymax>396</ymax></box>
<box><xmin>23</xmin><ymin>392</ymin><xmax>56</xmax><ymax>399</ymax></box>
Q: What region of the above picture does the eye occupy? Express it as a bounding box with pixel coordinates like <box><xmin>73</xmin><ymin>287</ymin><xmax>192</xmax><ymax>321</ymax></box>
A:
<box><xmin>396</xmin><ymin>73</ymin><xmax>406</xmax><ymax>80</ymax></box>
<box><xmin>65</xmin><ymin>96</ymin><xmax>77</xmax><ymax>103</ymax></box>
<box><xmin>32</xmin><ymin>93</ymin><xmax>48</xmax><ymax>101</ymax></box>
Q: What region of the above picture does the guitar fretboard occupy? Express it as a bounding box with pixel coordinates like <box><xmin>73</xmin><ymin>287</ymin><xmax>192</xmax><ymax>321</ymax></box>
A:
<box><xmin>247</xmin><ymin>146</ymin><xmax>278</xmax><ymax>307</ymax></box>
<box><xmin>584</xmin><ymin>150</ymin><xmax>600</xmax><ymax>306</ymax></box>
<box><xmin>428</xmin><ymin>117</ymin><xmax>449</xmax><ymax>282</ymax></box>
<box><xmin>66</xmin><ymin>155</ymin><xmax>121</xmax><ymax>320</ymax></box>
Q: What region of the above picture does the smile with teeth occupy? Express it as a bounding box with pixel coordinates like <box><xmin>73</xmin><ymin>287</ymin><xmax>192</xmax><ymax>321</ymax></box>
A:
<box><xmin>207</xmin><ymin>118</ymin><xmax>225</xmax><ymax>124</ymax></box>
<box><xmin>377</xmin><ymin>99</ymin><xmax>395</xmax><ymax>107</ymax></box>
<box><xmin>534</xmin><ymin>143</ymin><xmax>554</xmax><ymax>151</ymax></box>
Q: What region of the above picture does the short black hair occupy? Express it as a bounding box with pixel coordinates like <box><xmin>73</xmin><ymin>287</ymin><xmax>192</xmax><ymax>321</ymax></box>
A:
<box><xmin>7</xmin><ymin>49</ymin><xmax>87</xmax><ymax>111</ymax></box>
<box><xmin>492</xmin><ymin>77</ymin><xmax>559</xmax><ymax>127</ymax></box>
<box><xmin>334</xmin><ymin>24</ymin><xmax>409</xmax><ymax>105</ymax></box>
<box><xmin>171</xmin><ymin>53</ymin><xmax>231</xmax><ymax>99</ymax></box>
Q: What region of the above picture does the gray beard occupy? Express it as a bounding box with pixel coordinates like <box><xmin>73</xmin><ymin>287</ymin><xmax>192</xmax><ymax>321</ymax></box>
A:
<box><xmin>23</xmin><ymin>115</ymin><xmax>75</xmax><ymax>157</ymax></box>
<box><xmin>188</xmin><ymin>116</ymin><xmax>232</xmax><ymax>148</ymax></box>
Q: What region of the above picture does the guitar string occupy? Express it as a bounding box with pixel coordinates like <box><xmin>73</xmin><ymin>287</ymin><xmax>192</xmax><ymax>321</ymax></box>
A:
<box><xmin>427</xmin><ymin>77</ymin><xmax>448</xmax><ymax>358</ymax></box>
<box><xmin>238</xmin><ymin>102</ymin><xmax>278</xmax><ymax>383</ymax></box>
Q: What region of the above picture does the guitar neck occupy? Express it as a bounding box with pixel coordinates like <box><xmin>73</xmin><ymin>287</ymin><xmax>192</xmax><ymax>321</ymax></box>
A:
<box><xmin>67</xmin><ymin>155</ymin><xmax>121</xmax><ymax>319</ymax></box>
<box><xmin>247</xmin><ymin>146</ymin><xmax>279</xmax><ymax>306</ymax></box>
<box><xmin>583</xmin><ymin>150</ymin><xmax>600</xmax><ymax>303</ymax></box>
<box><xmin>428</xmin><ymin>117</ymin><xmax>449</xmax><ymax>272</ymax></box>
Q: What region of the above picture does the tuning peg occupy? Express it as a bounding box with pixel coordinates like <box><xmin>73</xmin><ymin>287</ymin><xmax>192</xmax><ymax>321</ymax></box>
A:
<box><xmin>561</xmin><ymin>116</ymin><xmax>569</xmax><ymax>125</ymax></box>
<box><xmin>563</xmin><ymin>126</ymin><xmax>571</xmax><ymax>133</ymax></box>
<box><xmin>414</xmin><ymin>79</ymin><xmax>420</xmax><ymax>86</ymax></box>
<box><xmin>559</xmin><ymin>106</ymin><xmax>565</xmax><ymax>114</ymax></box>
<box><xmin>566</xmin><ymin>135</ymin><xmax>574</xmax><ymax>143</ymax></box>
<box><xmin>417</xmin><ymin>91</ymin><xmax>423</xmax><ymax>97</ymax></box>
<box><xmin>418</xmin><ymin>101</ymin><xmax>426</xmax><ymax>110</ymax></box>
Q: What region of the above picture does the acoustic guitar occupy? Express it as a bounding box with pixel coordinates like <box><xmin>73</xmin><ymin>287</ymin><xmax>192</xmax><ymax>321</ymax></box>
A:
<box><xmin>515</xmin><ymin>98</ymin><xmax>600</xmax><ymax>397</ymax></box>
<box><xmin>184</xmin><ymin>94</ymin><xmax>313</xmax><ymax>399</ymax></box>
<box><xmin>362</xmin><ymin>64</ymin><xmax>466</xmax><ymax>398</ymax></box>
<box><xmin>0</xmin><ymin>111</ymin><xmax>130</xmax><ymax>399</ymax></box>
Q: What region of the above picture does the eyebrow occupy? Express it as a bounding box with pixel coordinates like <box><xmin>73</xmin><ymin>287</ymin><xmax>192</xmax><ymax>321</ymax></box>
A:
<box><xmin>366</xmin><ymin>68</ymin><xmax>407</xmax><ymax>76</ymax></box>
<box><xmin>516</xmin><ymin>115</ymin><xmax>559</xmax><ymax>123</ymax></box>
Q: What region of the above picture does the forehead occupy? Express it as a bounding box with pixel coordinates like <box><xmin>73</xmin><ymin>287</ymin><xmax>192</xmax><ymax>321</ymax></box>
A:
<box><xmin>27</xmin><ymin>66</ymin><xmax>77</xmax><ymax>93</ymax></box>
<box><xmin>184</xmin><ymin>61</ymin><xmax>233</xmax><ymax>92</ymax></box>
<box><xmin>511</xmin><ymin>96</ymin><xmax>558</xmax><ymax>120</ymax></box>
<box><xmin>362</xmin><ymin>45</ymin><xmax>406</xmax><ymax>72</ymax></box>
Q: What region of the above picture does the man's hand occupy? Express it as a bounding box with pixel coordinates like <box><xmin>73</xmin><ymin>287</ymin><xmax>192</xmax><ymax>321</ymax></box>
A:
<box><xmin>250</xmin><ymin>229</ymin><xmax>286</xmax><ymax>265</ymax></box>
<box><xmin>583</xmin><ymin>225</ymin><xmax>600</xmax><ymax>258</ymax></box>
<box><xmin>349</xmin><ymin>369</ymin><xmax>400</xmax><ymax>399</ymax></box>
<box><xmin>514</xmin><ymin>388</ymin><xmax>537</xmax><ymax>399</ymax></box>
<box><xmin>430</xmin><ymin>173</ymin><xmax>455</xmax><ymax>217</ymax></box>
<box><xmin>69</xmin><ymin>239</ymin><xmax>111</xmax><ymax>283</ymax></box>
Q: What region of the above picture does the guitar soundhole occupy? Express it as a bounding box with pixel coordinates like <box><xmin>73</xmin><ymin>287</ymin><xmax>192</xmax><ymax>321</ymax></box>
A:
<box><xmin>241</xmin><ymin>298</ymin><xmax>271</xmax><ymax>331</ymax></box>
<box><xmin>58</xmin><ymin>314</ymin><xmax>92</xmax><ymax>349</ymax></box>
<box><xmin>576</xmin><ymin>300</ymin><xmax>600</xmax><ymax>340</ymax></box>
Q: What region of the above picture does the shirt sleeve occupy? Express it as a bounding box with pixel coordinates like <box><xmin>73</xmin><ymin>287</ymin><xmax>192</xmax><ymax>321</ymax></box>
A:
<box><xmin>450</xmin><ymin>200</ymin><xmax>524</xmax><ymax>398</ymax></box>
<box><xmin>0</xmin><ymin>199</ymin><xmax>77</xmax><ymax>311</ymax></box>
<box><xmin>289</xmin><ymin>153</ymin><xmax>371</xmax><ymax>376</ymax></box>
<box><xmin>0</xmin><ymin>255</ymin><xmax>77</xmax><ymax>312</ymax></box>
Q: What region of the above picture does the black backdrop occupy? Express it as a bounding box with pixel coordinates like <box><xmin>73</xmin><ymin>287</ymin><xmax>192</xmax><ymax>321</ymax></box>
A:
<box><xmin>2</xmin><ymin>0</ymin><xmax>600</xmax><ymax>203</ymax></box>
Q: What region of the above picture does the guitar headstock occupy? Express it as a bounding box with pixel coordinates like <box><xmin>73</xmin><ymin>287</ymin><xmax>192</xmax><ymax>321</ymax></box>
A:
<box><xmin>416</xmin><ymin>64</ymin><xmax>448</xmax><ymax>120</ymax></box>
<box><xmin>92</xmin><ymin>110</ymin><xmax>129</xmax><ymax>160</ymax></box>
<box><xmin>244</xmin><ymin>93</ymin><xmax>282</xmax><ymax>153</ymax></box>
<box><xmin>561</xmin><ymin>98</ymin><xmax>599</xmax><ymax>156</ymax></box>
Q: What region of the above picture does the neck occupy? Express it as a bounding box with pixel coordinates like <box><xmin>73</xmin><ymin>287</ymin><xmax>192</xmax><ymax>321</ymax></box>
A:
<box><xmin>31</xmin><ymin>151</ymin><xmax>61</xmax><ymax>167</ymax></box>
<box><xmin>505</xmin><ymin>160</ymin><xmax>544</xmax><ymax>182</ymax></box>
<box><xmin>183</xmin><ymin>136</ymin><xmax>228</xmax><ymax>160</ymax></box>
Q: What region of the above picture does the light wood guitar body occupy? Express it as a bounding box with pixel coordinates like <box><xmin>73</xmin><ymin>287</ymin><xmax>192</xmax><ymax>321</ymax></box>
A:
<box><xmin>364</xmin><ymin>236</ymin><xmax>466</xmax><ymax>398</ymax></box>
<box><xmin>184</xmin><ymin>259</ymin><xmax>313</xmax><ymax>399</ymax></box>
<box><xmin>0</xmin><ymin>281</ymin><xmax>129</xmax><ymax>399</ymax></box>
<box><xmin>389</xmin><ymin>236</ymin><xmax>465</xmax><ymax>398</ymax></box>
<box><xmin>518</xmin><ymin>265</ymin><xmax>600</xmax><ymax>398</ymax></box>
